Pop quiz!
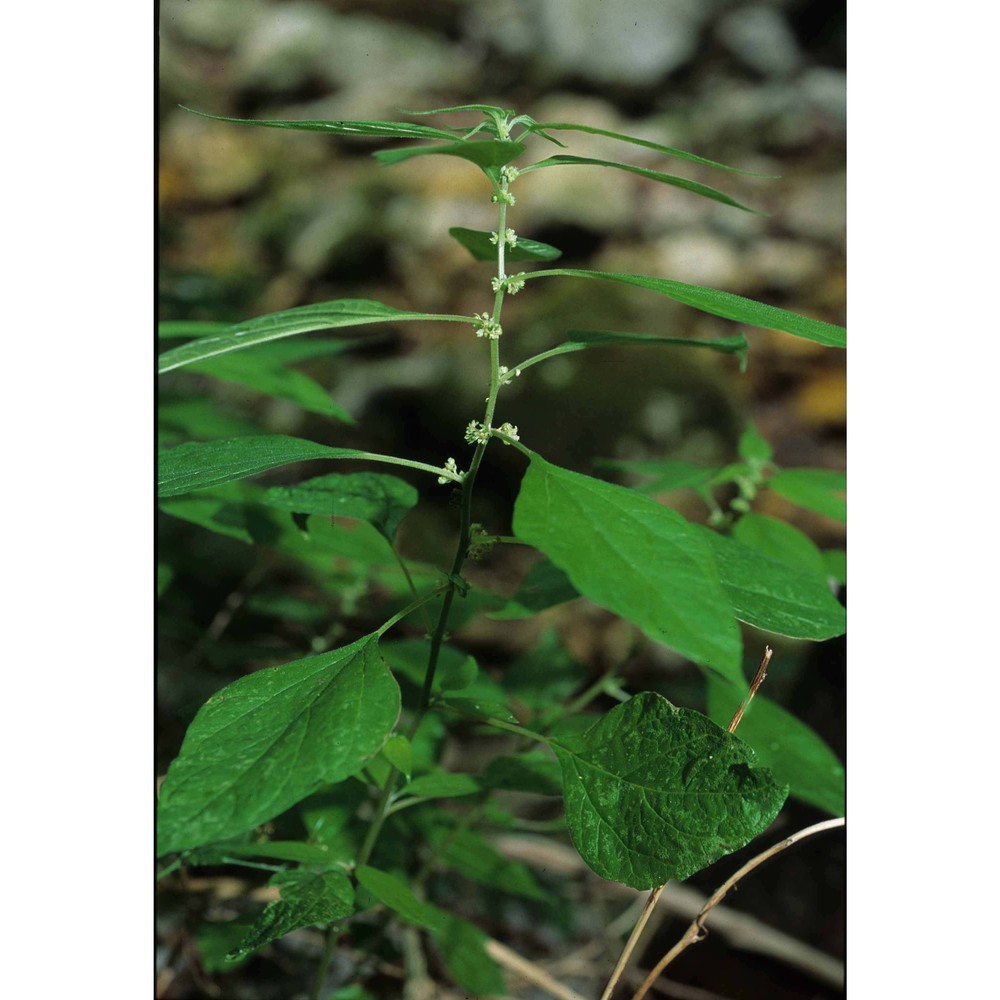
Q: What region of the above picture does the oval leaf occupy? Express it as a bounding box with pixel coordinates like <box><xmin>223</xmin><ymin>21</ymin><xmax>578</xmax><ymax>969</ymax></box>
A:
<box><xmin>731</xmin><ymin>513</ymin><xmax>827</xmax><ymax>578</ymax></box>
<box><xmin>448</xmin><ymin>226</ymin><xmax>562</xmax><ymax>262</ymax></box>
<box><xmin>521</xmin><ymin>155</ymin><xmax>758</xmax><ymax>213</ymax></box>
<box><xmin>552</xmin><ymin>692</ymin><xmax>788</xmax><ymax>888</ymax></box>
<box><xmin>157</xmin><ymin>635</ymin><xmax>400</xmax><ymax>855</ymax></box>
<box><xmin>158</xmin><ymin>300</ymin><xmax>469</xmax><ymax>372</ymax></box>
<box><xmin>513</xmin><ymin>453</ymin><xmax>742</xmax><ymax>679</ymax></box>
<box><xmin>524</xmin><ymin>269</ymin><xmax>845</xmax><ymax>348</ymax></box>
<box><xmin>768</xmin><ymin>468</ymin><xmax>846</xmax><ymax>523</ymax></box>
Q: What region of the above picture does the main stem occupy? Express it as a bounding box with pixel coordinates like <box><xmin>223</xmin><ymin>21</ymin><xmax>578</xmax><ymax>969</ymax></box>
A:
<box><xmin>312</xmin><ymin>169</ymin><xmax>514</xmax><ymax>1000</ymax></box>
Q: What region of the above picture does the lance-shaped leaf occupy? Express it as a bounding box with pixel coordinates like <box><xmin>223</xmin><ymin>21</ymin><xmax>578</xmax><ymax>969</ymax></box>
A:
<box><xmin>551</xmin><ymin>692</ymin><xmax>788</xmax><ymax>888</ymax></box>
<box><xmin>158</xmin><ymin>300</ymin><xmax>470</xmax><ymax>372</ymax></box>
<box><xmin>731</xmin><ymin>513</ymin><xmax>827</xmax><ymax>578</ymax></box>
<box><xmin>522</xmin><ymin>270</ymin><xmax>845</xmax><ymax>348</ymax></box>
<box><xmin>517</xmin><ymin>330</ymin><xmax>749</xmax><ymax>374</ymax></box>
<box><xmin>448</xmin><ymin>226</ymin><xmax>562</xmax><ymax>262</ymax></box>
<box><xmin>158</xmin><ymin>321</ymin><xmax>230</xmax><ymax>339</ymax></box>
<box><xmin>228</xmin><ymin>869</ymin><xmax>355</xmax><ymax>961</ymax></box>
<box><xmin>185</xmin><ymin>353</ymin><xmax>352</xmax><ymax>423</ymax></box>
<box><xmin>179</xmin><ymin>106</ymin><xmax>459</xmax><ymax>140</ymax></box>
<box><xmin>157</xmin><ymin>635</ymin><xmax>399</xmax><ymax>855</ymax></box>
<box><xmin>373</xmin><ymin>139</ymin><xmax>524</xmax><ymax>169</ymax></box>
<box><xmin>401</xmin><ymin>103</ymin><xmax>514</xmax><ymax>118</ymax></box>
<box><xmin>158</xmin><ymin>435</ymin><xmax>457</xmax><ymax>497</ymax></box>
<box><xmin>520</xmin><ymin>155</ymin><xmax>758</xmax><ymax>212</ymax></box>
<box><xmin>527</xmin><ymin>121</ymin><xmax>775</xmax><ymax>176</ymax></box>
<box><xmin>694</xmin><ymin>526</ymin><xmax>846</xmax><ymax>640</ymax></box>
<box><xmin>768</xmin><ymin>468</ymin><xmax>846</xmax><ymax>523</ymax></box>
<box><xmin>356</xmin><ymin>866</ymin><xmax>506</xmax><ymax>996</ymax></box>
<box><xmin>706</xmin><ymin>675</ymin><xmax>845</xmax><ymax>816</ymax></box>
<box><xmin>512</xmin><ymin>452</ymin><xmax>742</xmax><ymax>679</ymax></box>
<box><xmin>260</xmin><ymin>472</ymin><xmax>418</xmax><ymax>542</ymax></box>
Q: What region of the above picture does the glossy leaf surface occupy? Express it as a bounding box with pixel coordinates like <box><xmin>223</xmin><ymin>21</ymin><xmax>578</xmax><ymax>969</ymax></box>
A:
<box><xmin>157</xmin><ymin>635</ymin><xmax>399</xmax><ymax>854</ymax></box>
<box><xmin>524</xmin><ymin>270</ymin><xmax>845</xmax><ymax>347</ymax></box>
<box><xmin>260</xmin><ymin>472</ymin><xmax>418</xmax><ymax>542</ymax></box>
<box><xmin>229</xmin><ymin>869</ymin><xmax>354</xmax><ymax>961</ymax></box>
<box><xmin>513</xmin><ymin>453</ymin><xmax>741</xmax><ymax>678</ymax></box>
<box><xmin>158</xmin><ymin>300</ymin><xmax>467</xmax><ymax>372</ymax></box>
<box><xmin>373</xmin><ymin>139</ymin><xmax>524</xmax><ymax>169</ymax></box>
<box><xmin>552</xmin><ymin>692</ymin><xmax>787</xmax><ymax>888</ymax></box>
<box><xmin>448</xmin><ymin>226</ymin><xmax>562</xmax><ymax>262</ymax></box>
<box><xmin>522</xmin><ymin>155</ymin><xmax>757</xmax><ymax>212</ymax></box>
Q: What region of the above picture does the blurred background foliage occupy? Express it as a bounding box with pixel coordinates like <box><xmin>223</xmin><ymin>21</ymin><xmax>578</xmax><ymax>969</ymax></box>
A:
<box><xmin>158</xmin><ymin>1</ymin><xmax>845</xmax><ymax>997</ymax></box>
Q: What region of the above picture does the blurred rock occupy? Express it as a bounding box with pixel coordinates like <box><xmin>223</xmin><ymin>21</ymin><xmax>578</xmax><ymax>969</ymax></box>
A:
<box><xmin>652</xmin><ymin>230</ymin><xmax>746</xmax><ymax>290</ymax></box>
<box><xmin>749</xmin><ymin>237</ymin><xmax>826</xmax><ymax>290</ymax></box>
<box><xmin>784</xmin><ymin>171</ymin><xmax>846</xmax><ymax>242</ymax></box>
<box><xmin>161</xmin><ymin>0</ymin><xmax>268</xmax><ymax>49</ymax></box>
<box><xmin>716</xmin><ymin>4</ymin><xmax>801</xmax><ymax>77</ymax></box>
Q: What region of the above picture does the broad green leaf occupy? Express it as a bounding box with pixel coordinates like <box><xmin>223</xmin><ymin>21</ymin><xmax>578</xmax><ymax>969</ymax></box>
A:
<box><xmin>157</xmin><ymin>300</ymin><xmax>469</xmax><ymax>372</ymax></box>
<box><xmin>402</xmin><ymin>771</ymin><xmax>483</xmax><ymax>800</ymax></box>
<box><xmin>707</xmin><ymin>675</ymin><xmax>845</xmax><ymax>816</ymax></box>
<box><xmin>260</xmin><ymin>472</ymin><xmax>418</xmax><ymax>542</ymax></box>
<box><xmin>768</xmin><ymin>468</ymin><xmax>846</xmax><ymax>523</ymax></box>
<box><xmin>229</xmin><ymin>868</ymin><xmax>354</xmax><ymax>961</ymax></box>
<box><xmin>373</xmin><ymin>139</ymin><xmax>524</xmax><ymax>169</ymax></box>
<box><xmin>521</xmin><ymin>155</ymin><xmax>757</xmax><ymax>213</ymax></box>
<box><xmin>823</xmin><ymin>549</ymin><xmax>847</xmax><ymax>585</ymax></box>
<box><xmin>157</xmin><ymin>634</ymin><xmax>399</xmax><ymax>854</ymax></box>
<box><xmin>300</xmin><ymin>781</ymin><xmax>369</xmax><ymax>861</ymax></box>
<box><xmin>695</xmin><ymin>527</ymin><xmax>846</xmax><ymax>640</ymax></box>
<box><xmin>513</xmin><ymin>453</ymin><xmax>742</xmax><ymax>678</ymax></box>
<box><xmin>528</xmin><ymin>121</ymin><xmax>775</xmax><ymax>176</ymax></box>
<box><xmin>381</xmin><ymin>734</ymin><xmax>413</xmax><ymax>780</ymax></box>
<box><xmin>426</xmin><ymin>825</ymin><xmax>547</xmax><ymax>902</ymax></box>
<box><xmin>196</xmin><ymin>920</ymin><xmax>253</xmax><ymax>972</ymax></box>
<box><xmin>180</xmin><ymin>106</ymin><xmax>459</xmax><ymax>140</ymax></box>
<box><xmin>243</xmin><ymin>591</ymin><xmax>328</xmax><ymax>624</ymax></box>
<box><xmin>731</xmin><ymin>513</ymin><xmax>827</xmax><ymax>578</ymax></box>
<box><xmin>738</xmin><ymin>425</ymin><xmax>774</xmax><ymax>464</ymax></box>
<box><xmin>185</xmin><ymin>353</ymin><xmax>353</xmax><ymax>422</ymax></box>
<box><xmin>158</xmin><ymin>435</ymin><xmax>452</xmax><ymax>498</ymax></box>
<box><xmin>356</xmin><ymin>866</ymin><xmax>505</xmax><ymax>996</ymax></box>
<box><xmin>595</xmin><ymin>457</ymin><xmax>719</xmax><ymax>495</ymax></box>
<box><xmin>482</xmin><ymin>752</ymin><xmax>563</xmax><ymax>796</ymax></box>
<box><xmin>489</xmin><ymin>560</ymin><xmax>580</xmax><ymax>620</ymax></box>
<box><xmin>382</xmin><ymin>641</ymin><xmax>479</xmax><ymax>695</ymax></box>
<box><xmin>448</xmin><ymin>226</ymin><xmax>563</xmax><ymax>262</ymax></box>
<box><xmin>552</xmin><ymin>692</ymin><xmax>787</xmax><ymax>888</ymax></box>
<box><xmin>524</xmin><ymin>270</ymin><xmax>845</xmax><ymax>348</ymax></box>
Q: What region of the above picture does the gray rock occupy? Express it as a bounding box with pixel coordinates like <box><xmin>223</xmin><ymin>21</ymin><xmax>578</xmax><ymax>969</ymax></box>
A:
<box><xmin>716</xmin><ymin>4</ymin><xmax>801</xmax><ymax>77</ymax></box>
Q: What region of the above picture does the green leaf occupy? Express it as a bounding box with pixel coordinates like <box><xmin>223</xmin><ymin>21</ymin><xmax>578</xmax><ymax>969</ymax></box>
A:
<box><xmin>482</xmin><ymin>752</ymin><xmax>564</xmax><ymax>796</ymax></box>
<box><xmin>401</xmin><ymin>103</ymin><xmax>513</xmax><ymax>118</ymax></box>
<box><xmin>159</xmin><ymin>320</ymin><xmax>230</xmax><ymax>339</ymax></box>
<box><xmin>180</xmin><ymin>106</ymin><xmax>459</xmax><ymax>140</ymax></box>
<box><xmin>595</xmin><ymin>457</ymin><xmax>719</xmax><ymax>495</ymax></box>
<box><xmin>260</xmin><ymin>472</ymin><xmax>418</xmax><ymax>542</ymax></box>
<box><xmin>695</xmin><ymin>527</ymin><xmax>846</xmax><ymax>640</ymax></box>
<box><xmin>381</xmin><ymin>734</ymin><xmax>413</xmax><ymax>780</ymax></box>
<box><xmin>768</xmin><ymin>468</ymin><xmax>846</xmax><ymax>523</ymax></box>
<box><xmin>521</xmin><ymin>155</ymin><xmax>758</xmax><ymax>212</ymax></box>
<box><xmin>373</xmin><ymin>139</ymin><xmax>524</xmax><ymax>169</ymax></box>
<box><xmin>502</xmin><ymin>629</ymin><xmax>585</xmax><ymax>712</ymax></box>
<box><xmin>156</xmin><ymin>634</ymin><xmax>399</xmax><ymax>854</ymax></box>
<box><xmin>157</xmin><ymin>563</ymin><xmax>173</xmax><ymax>598</ymax></box>
<box><xmin>448</xmin><ymin>226</ymin><xmax>563</xmax><ymax>262</ymax></box>
<box><xmin>524</xmin><ymin>270</ymin><xmax>845</xmax><ymax>348</ymax></box>
<box><xmin>158</xmin><ymin>399</ymin><xmax>264</xmax><ymax>442</ymax></box>
<box><xmin>185</xmin><ymin>353</ymin><xmax>353</xmax><ymax>422</ymax></box>
<box><xmin>228</xmin><ymin>868</ymin><xmax>354</xmax><ymax>961</ymax></box>
<box><xmin>381</xmin><ymin>641</ymin><xmax>479</xmax><ymax>695</ymax></box>
<box><xmin>823</xmin><ymin>549</ymin><xmax>847</xmax><ymax>585</ymax></box>
<box><xmin>402</xmin><ymin>771</ymin><xmax>483</xmax><ymax>800</ymax></box>
<box><xmin>731</xmin><ymin>513</ymin><xmax>827</xmax><ymax>578</ymax></box>
<box><xmin>196</xmin><ymin>920</ymin><xmax>253</xmax><ymax>972</ymax></box>
<box><xmin>551</xmin><ymin>692</ymin><xmax>787</xmax><ymax>888</ymax></box>
<box><xmin>707</xmin><ymin>675</ymin><xmax>845</xmax><ymax>816</ymax></box>
<box><xmin>437</xmin><ymin>696</ymin><xmax>520</xmax><ymax>725</ymax></box>
<box><xmin>219</xmin><ymin>840</ymin><xmax>339</xmax><ymax>865</ymax></box>
<box><xmin>158</xmin><ymin>300</ymin><xmax>468</xmax><ymax>372</ymax></box>
<box><xmin>427</xmin><ymin>825</ymin><xmax>547</xmax><ymax>902</ymax></box>
<box><xmin>489</xmin><ymin>560</ymin><xmax>580</xmax><ymax>620</ymax></box>
<box><xmin>563</xmin><ymin>329</ymin><xmax>749</xmax><ymax>370</ymax></box>
<box><xmin>528</xmin><ymin>122</ymin><xmax>775</xmax><ymax>176</ymax></box>
<box><xmin>355</xmin><ymin>866</ymin><xmax>505</xmax><ymax>996</ymax></box>
<box><xmin>513</xmin><ymin>452</ymin><xmax>742</xmax><ymax>678</ymax></box>
<box><xmin>738</xmin><ymin>425</ymin><xmax>774</xmax><ymax>464</ymax></box>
